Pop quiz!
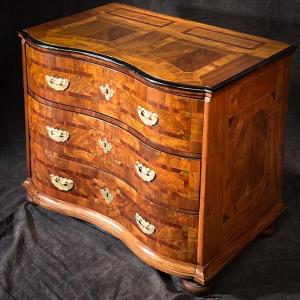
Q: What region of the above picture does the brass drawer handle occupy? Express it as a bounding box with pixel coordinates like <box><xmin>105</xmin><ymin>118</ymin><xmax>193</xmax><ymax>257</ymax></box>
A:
<box><xmin>50</xmin><ymin>174</ymin><xmax>73</xmax><ymax>191</ymax></box>
<box><xmin>100</xmin><ymin>187</ymin><xmax>114</xmax><ymax>203</ymax></box>
<box><xmin>45</xmin><ymin>75</ymin><xmax>69</xmax><ymax>91</ymax></box>
<box><xmin>98</xmin><ymin>138</ymin><xmax>113</xmax><ymax>154</ymax></box>
<box><xmin>137</xmin><ymin>106</ymin><xmax>158</xmax><ymax>126</ymax></box>
<box><xmin>135</xmin><ymin>213</ymin><xmax>155</xmax><ymax>235</ymax></box>
<box><xmin>100</xmin><ymin>83</ymin><xmax>115</xmax><ymax>101</ymax></box>
<box><xmin>46</xmin><ymin>126</ymin><xmax>70</xmax><ymax>143</ymax></box>
<box><xmin>135</xmin><ymin>161</ymin><xmax>156</xmax><ymax>182</ymax></box>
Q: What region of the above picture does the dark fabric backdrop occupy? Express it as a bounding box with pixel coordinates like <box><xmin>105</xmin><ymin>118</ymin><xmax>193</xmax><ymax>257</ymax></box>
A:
<box><xmin>0</xmin><ymin>1</ymin><xmax>299</xmax><ymax>299</ymax></box>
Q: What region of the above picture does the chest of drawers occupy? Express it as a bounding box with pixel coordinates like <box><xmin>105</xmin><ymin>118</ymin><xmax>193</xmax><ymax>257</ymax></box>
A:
<box><xmin>19</xmin><ymin>3</ymin><xmax>296</xmax><ymax>295</ymax></box>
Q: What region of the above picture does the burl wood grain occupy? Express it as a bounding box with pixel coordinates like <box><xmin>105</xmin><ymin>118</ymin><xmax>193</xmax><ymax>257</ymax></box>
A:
<box><xmin>26</xmin><ymin>45</ymin><xmax>204</xmax><ymax>155</ymax></box>
<box><xmin>28</xmin><ymin>96</ymin><xmax>201</xmax><ymax>212</ymax></box>
<box><xmin>30</xmin><ymin>142</ymin><xmax>198</xmax><ymax>263</ymax></box>
<box><xmin>23</xmin><ymin>2</ymin><xmax>292</xmax><ymax>89</ymax></box>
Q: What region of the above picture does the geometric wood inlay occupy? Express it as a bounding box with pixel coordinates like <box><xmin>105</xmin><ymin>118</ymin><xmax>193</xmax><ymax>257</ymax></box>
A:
<box><xmin>23</xmin><ymin>2</ymin><xmax>293</xmax><ymax>88</ymax></box>
<box><xmin>151</xmin><ymin>42</ymin><xmax>225</xmax><ymax>72</ymax></box>
<box><xmin>184</xmin><ymin>27</ymin><xmax>263</xmax><ymax>50</ymax></box>
<box><xmin>224</xmin><ymin>109</ymin><xmax>268</xmax><ymax>221</ymax></box>
<box><xmin>59</xmin><ymin>20</ymin><xmax>136</xmax><ymax>42</ymax></box>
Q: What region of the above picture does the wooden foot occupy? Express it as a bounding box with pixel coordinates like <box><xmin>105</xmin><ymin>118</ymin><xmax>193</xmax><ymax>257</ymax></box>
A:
<box><xmin>180</xmin><ymin>278</ymin><xmax>215</xmax><ymax>296</ymax></box>
<box><xmin>262</xmin><ymin>222</ymin><xmax>277</xmax><ymax>236</ymax></box>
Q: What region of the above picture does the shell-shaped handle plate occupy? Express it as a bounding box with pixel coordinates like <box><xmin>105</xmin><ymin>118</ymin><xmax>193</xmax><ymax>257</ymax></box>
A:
<box><xmin>100</xmin><ymin>187</ymin><xmax>114</xmax><ymax>203</ymax></box>
<box><xmin>137</xmin><ymin>106</ymin><xmax>158</xmax><ymax>126</ymax></box>
<box><xmin>46</xmin><ymin>126</ymin><xmax>70</xmax><ymax>143</ymax></box>
<box><xmin>45</xmin><ymin>75</ymin><xmax>69</xmax><ymax>91</ymax></box>
<box><xmin>98</xmin><ymin>138</ymin><xmax>113</xmax><ymax>154</ymax></box>
<box><xmin>135</xmin><ymin>213</ymin><xmax>155</xmax><ymax>235</ymax></box>
<box><xmin>135</xmin><ymin>161</ymin><xmax>156</xmax><ymax>182</ymax></box>
<box><xmin>100</xmin><ymin>84</ymin><xmax>115</xmax><ymax>101</ymax></box>
<box><xmin>50</xmin><ymin>174</ymin><xmax>73</xmax><ymax>191</ymax></box>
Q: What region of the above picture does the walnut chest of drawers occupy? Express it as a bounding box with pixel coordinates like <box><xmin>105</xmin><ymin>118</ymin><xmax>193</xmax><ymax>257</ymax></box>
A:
<box><xmin>19</xmin><ymin>2</ymin><xmax>296</xmax><ymax>294</ymax></box>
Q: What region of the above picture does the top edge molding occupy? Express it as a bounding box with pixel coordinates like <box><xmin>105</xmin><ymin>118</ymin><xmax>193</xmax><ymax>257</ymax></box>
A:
<box><xmin>19</xmin><ymin>30</ymin><xmax>296</xmax><ymax>97</ymax></box>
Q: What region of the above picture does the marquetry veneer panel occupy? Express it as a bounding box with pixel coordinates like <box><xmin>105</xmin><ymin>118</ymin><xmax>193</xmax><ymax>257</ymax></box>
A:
<box><xmin>30</xmin><ymin>143</ymin><xmax>198</xmax><ymax>263</ymax></box>
<box><xmin>28</xmin><ymin>96</ymin><xmax>201</xmax><ymax>212</ymax></box>
<box><xmin>23</xmin><ymin>2</ymin><xmax>292</xmax><ymax>89</ymax></box>
<box><xmin>26</xmin><ymin>45</ymin><xmax>204</xmax><ymax>155</ymax></box>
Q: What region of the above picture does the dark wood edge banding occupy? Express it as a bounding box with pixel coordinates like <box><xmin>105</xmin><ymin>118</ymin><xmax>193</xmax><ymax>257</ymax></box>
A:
<box><xmin>23</xmin><ymin>179</ymin><xmax>198</xmax><ymax>280</ymax></box>
<box><xmin>28</xmin><ymin>91</ymin><xmax>202</xmax><ymax>159</ymax></box>
<box><xmin>22</xmin><ymin>40</ymin><xmax>32</xmax><ymax>177</ymax></box>
<box><xmin>18</xmin><ymin>30</ymin><xmax>296</xmax><ymax>94</ymax></box>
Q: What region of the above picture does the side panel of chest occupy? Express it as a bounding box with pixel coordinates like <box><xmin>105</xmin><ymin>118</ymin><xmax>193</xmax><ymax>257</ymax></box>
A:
<box><xmin>196</xmin><ymin>56</ymin><xmax>291</xmax><ymax>283</ymax></box>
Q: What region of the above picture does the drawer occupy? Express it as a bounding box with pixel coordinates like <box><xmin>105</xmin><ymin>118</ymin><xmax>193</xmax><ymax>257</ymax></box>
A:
<box><xmin>28</xmin><ymin>96</ymin><xmax>201</xmax><ymax>212</ymax></box>
<box><xmin>30</xmin><ymin>144</ymin><xmax>198</xmax><ymax>263</ymax></box>
<box><xmin>26</xmin><ymin>45</ymin><xmax>204</xmax><ymax>155</ymax></box>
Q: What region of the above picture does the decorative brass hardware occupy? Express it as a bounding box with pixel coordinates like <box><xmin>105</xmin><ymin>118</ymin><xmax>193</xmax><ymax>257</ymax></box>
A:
<box><xmin>45</xmin><ymin>75</ymin><xmax>69</xmax><ymax>91</ymax></box>
<box><xmin>50</xmin><ymin>174</ymin><xmax>74</xmax><ymax>191</ymax></box>
<box><xmin>98</xmin><ymin>138</ymin><xmax>113</xmax><ymax>154</ymax></box>
<box><xmin>135</xmin><ymin>161</ymin><xmax>156</xmax><ymax>182</ymax></box>
<box><xmin>137</xmin><ymin>106</ymin><xmax>158</xmax><ymax>126</ymax></box>
<box><xmin>100</xmin><ymin>83</ymin><xmax>115</xmax><ymax>100</ymax></box>
<box><xmin>100</xmin><ymin>187</ymin><xmax>114</xmax><ymax>203</ymax></box>
<box><xmin>135</xmin><ymin>213</ymin><xmax>155</xmax><ymax>235</ymax></box>
<box><xmin>46</xmin><ymin>126</ymin><xmax>70</xmax><ymax>143</ymax></box>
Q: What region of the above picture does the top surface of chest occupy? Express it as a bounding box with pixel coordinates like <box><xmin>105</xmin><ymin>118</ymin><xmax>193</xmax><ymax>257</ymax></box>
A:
<box><xmin>22</xmin><ymin>2</ymin><xmax>294</xmax><ymax>92</ymax></box>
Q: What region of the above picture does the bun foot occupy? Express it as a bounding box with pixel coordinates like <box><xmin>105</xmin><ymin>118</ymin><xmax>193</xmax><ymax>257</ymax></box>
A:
<box><xmin>180</xmin><ymin>278</ymin><xmax>215</xmax><ymax>296</ymax></box>
<box><xmin>262</xmin><ymin>222</ymin><xmax>277</xmax><ymax>236</ymax></box>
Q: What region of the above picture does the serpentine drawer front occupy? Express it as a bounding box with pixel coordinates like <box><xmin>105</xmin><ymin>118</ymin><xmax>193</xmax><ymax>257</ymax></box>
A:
<box><xmin>26</xmin><ymin>45</ymin><xmax>204</xmax><ymax>156</ymax></box>
<box><xmin>20</xmin><ymin>2</ymin><xmax>295</xmax><ymax>292</ymax></box>
<box><xmin>30</xmin><ymin>144</ymin><xmax>198</xmax><ymax>263</ymax></box>
<box><xmin>28</xmin><ymin>96</ymin><xmax>201</xmax><ymax>211</ymax></box>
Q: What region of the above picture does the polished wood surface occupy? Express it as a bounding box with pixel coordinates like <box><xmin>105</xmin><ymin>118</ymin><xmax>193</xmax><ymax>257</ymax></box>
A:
<box><xmin>23</xmin><ymin>2</ymin><xmax>293</xmax><ymax>90</ymax></box>
<box><xmin>196</xmin><ymin>56</ymin><xmax>291</xmax><ymax>283</ymax></box>
<box><xmin>24</xmin><ymin>179</ymin><xmax>197</xmax><ymax>279</ymax></box>
<box><xmin>30</xmin><ymin>143</ymin><xmax>198</xmax><ymax>263</ymax></box>
<box><xmin>26</xmin><ymin>44</ymin><xmax>204</xmax><ymax>155</ymax></box>
<box><xmin>20</xmin><ymin>2</ymin><xmax>295</xmax><ymax>293</ymax></box>
<box><xmin>28</xmin><ymin>96</ymin><xmax>201</xmax><ymax>212</ymax></box>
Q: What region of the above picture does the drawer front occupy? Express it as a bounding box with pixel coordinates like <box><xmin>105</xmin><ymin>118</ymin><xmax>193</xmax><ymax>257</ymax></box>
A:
<box><xmin>28</xmin><ymin>97</ymin><xmax>201</xmax><ymax>212</ymax></box>
<box><xmin>30</xmin><ymin>144</ymin><xmax>198</xmax><ymax>263</ymax></box>
<box><xmin>26</xmin><ymin>45</ymin><xmax>204</xmax><ymax>155</ymax></box>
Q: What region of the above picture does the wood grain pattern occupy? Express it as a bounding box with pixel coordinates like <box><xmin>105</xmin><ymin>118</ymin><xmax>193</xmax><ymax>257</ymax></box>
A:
<box><xmin>22</xmin><ymin>2</ymin><xmax>293</xmax><ymax>90</ymax></box>
<box><xmin>195</xmin><ymin>56</ymin><xmax>291</xmax><ymax>284</ymax></box>
<box><xmin>24</xmin><ymin>179</ymin><xmax>197</xmax><ymax>279</ymax></box>
<box><xmin>22</xmin><ymin>40</ymin><xmax>31</xmax><ymax>177</ymax></box>
<box><xmin>19</xmin><ymin>2</ymin><xmax>296</xmax><ymax>291</ymax></box>
<box><xmin>30</xmin><ymin>143</ymin><xmax>198</xmax><ymax>263</ymax></box>
<box><xmin>28</xmin><ymin>96</ymin><xmax>201</xmax><ymax>212</ymax></box>
<box><xmin>26</xmin><ymin>44</ymin><xmax>204</xmax><ymax>155</ymax></box>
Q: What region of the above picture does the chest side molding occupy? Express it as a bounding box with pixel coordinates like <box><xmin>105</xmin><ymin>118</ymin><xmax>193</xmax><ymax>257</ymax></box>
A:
<box><xmin>19</xmin><ymin>2</ymin><xmax>295</xmax><ymax>94</ymax></box>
